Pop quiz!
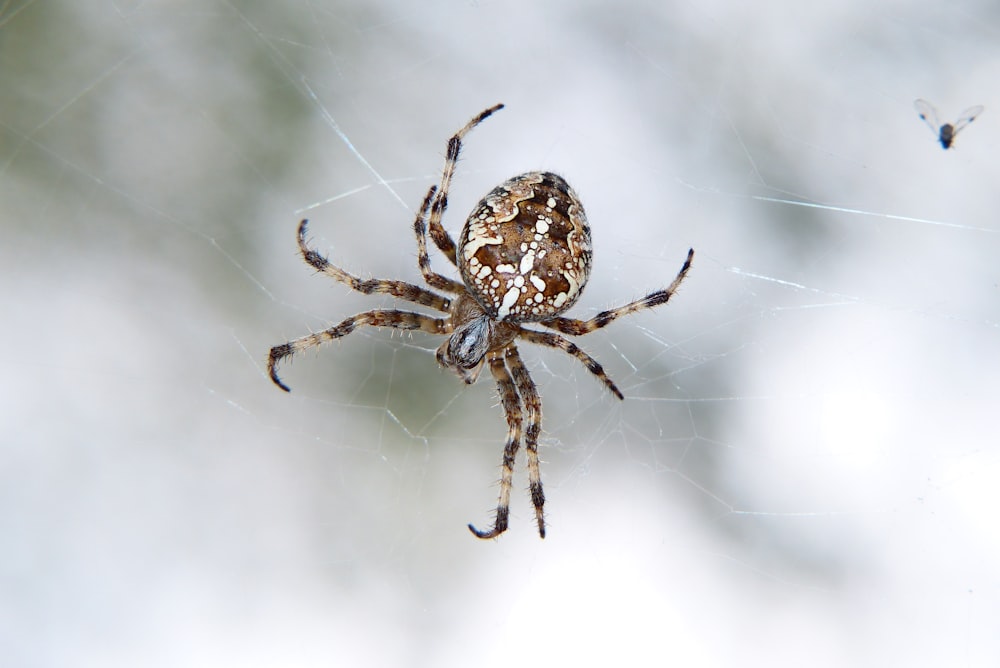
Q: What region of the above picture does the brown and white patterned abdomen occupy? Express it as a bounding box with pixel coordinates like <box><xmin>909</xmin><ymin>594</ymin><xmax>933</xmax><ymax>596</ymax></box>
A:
<box><xmin>458</xmin><ymin>171</ymin><xmax>593</xmax><ymax>323</ymax></box>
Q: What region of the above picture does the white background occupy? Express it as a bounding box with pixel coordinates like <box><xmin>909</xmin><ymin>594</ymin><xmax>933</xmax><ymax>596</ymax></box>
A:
<box><xmin>2</xmin><ymin>1</ymin><xmax>999</xmax><ymax>665</ymax></box>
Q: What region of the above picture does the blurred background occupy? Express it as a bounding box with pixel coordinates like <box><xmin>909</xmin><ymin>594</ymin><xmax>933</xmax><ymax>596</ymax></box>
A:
<box><xmin>2</xmin><ymin>0</ymin><xmax>999</xmax><ymax>665</ymax></box>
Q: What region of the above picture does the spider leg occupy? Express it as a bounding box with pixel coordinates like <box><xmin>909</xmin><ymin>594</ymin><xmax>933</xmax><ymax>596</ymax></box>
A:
<box><xmin>413</xmin><ymin>185</ymin><xmax>465</xmax><ymax>294</ymax></box>
<box><xmin>543</xmin><ymin>248</ymin><xmax>694</xmax><ymax>337</ymax></box>
<box><xmin>268</xmin><ymin>309</ymin><xmax>448</xmax><ymax>392</ymax></box>
<box><xmin>428</xmin><ymin>103</ymin><xmax>505</xmax><ymax>267</ymax></box>
<box><xmin>505</xmin><ymin>346</ymin><xmax>546</xmax><ymax>538</ymax></box>
<box><xmin>297</xmin><ymin>219</ymin><xmax>452</xmax><ymax>312</ymax></box>
<box><xmin>469</xmin><ymin>347</ymin><xmax>521</xmax><ymax>540</ymax></box>
<box><xmin>518</xmin><ymin>329</ymin><xmax>624</xmax><ymax>400</ymax></box>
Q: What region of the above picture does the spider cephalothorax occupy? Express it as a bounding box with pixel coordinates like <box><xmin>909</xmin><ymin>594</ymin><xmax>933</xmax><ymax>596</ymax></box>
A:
<box><xmin>268</xmin><ymin>104</ymin><xmax>694</xmax><ymax>539</ymax></box>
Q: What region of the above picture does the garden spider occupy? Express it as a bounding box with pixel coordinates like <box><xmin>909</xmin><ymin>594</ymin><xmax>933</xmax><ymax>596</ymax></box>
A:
<box><xmin>268</xmin><ymin>104</ymin><xmax>694</xmax><ymax>539</ymax></box>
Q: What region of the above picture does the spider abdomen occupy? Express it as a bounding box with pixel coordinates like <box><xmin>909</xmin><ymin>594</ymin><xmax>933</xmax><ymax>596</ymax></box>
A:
<box><xmin>458</xmin><ymin>171</ymin><xmax>593</xmax><ymax>323</ymax></box>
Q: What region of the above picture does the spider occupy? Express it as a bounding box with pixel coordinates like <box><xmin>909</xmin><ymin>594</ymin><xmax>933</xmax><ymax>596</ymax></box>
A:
<box><xmin>268</xmin><ymin>104</ymin><xmax>694</xmax><ymax>540</ymax></box>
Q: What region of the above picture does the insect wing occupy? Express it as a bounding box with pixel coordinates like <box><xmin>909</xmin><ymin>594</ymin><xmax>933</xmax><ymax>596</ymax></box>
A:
<box><xmin>950</xmin><ymin>105</ymin><xmax>984</xmax><ymax>136</ymax></box>
<box><xmin>913</xmin><ymin>99</ymin><xmax>941</xmax><ymax>135</ymax></box>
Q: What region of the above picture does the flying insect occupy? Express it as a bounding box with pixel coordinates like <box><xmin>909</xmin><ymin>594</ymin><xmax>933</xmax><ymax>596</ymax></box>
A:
<box><xmin>914</xmin><ymin>99</ymin><xmax>983</xmax><ymax>149</ymax></box>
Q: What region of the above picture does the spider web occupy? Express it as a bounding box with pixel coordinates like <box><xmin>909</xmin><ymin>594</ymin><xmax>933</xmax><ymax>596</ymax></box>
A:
<box><xmin>2</xmin><ymin>0</ymin><xmax>999</xmax><ymax>666</ymax></box>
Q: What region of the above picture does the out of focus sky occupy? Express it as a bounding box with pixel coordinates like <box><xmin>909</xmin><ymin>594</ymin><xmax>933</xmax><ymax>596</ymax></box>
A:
<box><xmin>2</xmin><ymin>1</ymin><xmax>999</xmax><ymax>665</ymax></box>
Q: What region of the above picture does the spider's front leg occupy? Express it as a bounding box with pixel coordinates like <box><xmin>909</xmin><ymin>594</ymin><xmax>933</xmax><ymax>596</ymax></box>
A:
<box><xmin>518</xmin><ymin>328</ymin><xmax>624</xmax><ymax>400</ymax></box>
<box><xmin>468</xmin><ymin>347</ymin><xmax>523</xmax><ymax>540</ymax></box>
<box><xmin>505</xmin><ymin>346</ymin><xmax>546</xmax><ymax>538</ymax></box>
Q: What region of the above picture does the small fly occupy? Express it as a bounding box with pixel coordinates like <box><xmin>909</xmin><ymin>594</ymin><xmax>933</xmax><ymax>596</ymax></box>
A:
<box><xmin>914</xmin><ymin>99</ymin><xmax>984</xmax><ymax>149</ymax></box>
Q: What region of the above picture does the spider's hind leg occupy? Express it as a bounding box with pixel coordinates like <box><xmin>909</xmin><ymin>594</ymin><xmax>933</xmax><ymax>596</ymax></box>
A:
<box><xmin>427</xmin><ymin>104</ymin><xmax>505</xmax><ymax>268</ymax></box>
<box><xmin>413</xmin><ymin>185</ymin><xmax>465</xmax><ymax>294</ymax></box>
<box><xmin>544</xmin><ymin>248</ymin><xmax>694</xmax><ymax>337</ymax></box>
<box><xmin>297</xmin><ymin>219</ymin><xmax>453</xmax><ymax>311</ymax></box>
